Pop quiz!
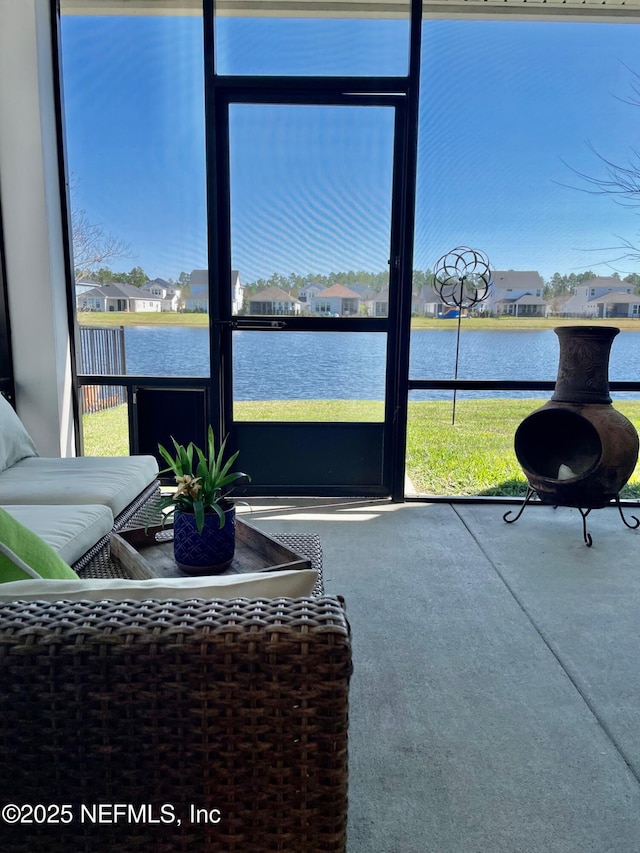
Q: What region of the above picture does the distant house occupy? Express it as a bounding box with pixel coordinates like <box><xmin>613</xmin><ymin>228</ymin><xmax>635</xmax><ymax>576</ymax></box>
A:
<box><xmin>499</xmin><ymin>292</ymin><xmax>549</xmax><ymax>317</ymax></box>
<box><xmin>363</xmin><ymin>287</ymin><xmax>389</xmax><ymax>318</ymax></box>
<box><xmin>589</xmin><ymin>291</ymin><xmax>640</xmax><ymax>319</ymax></box>
<box><xmin>75</xmin><ymin>278</ymin><xmax>98</xmax><ymax>299</ymax></box>
<box><xmin>76</xmin><ymin>282</ymin><xmax>162</xmax><ymax>312</ymax></box>
<box><xmin>141</xmin><ymin>278</ymin><xmax>181</xmax><ymax>311</ymax></box>
<box><xmin>487</xmin><ymin>270</ymin><xmax>548</xmax><ymax>317</ymax></box>
<box><xmin>184</xmin><ymin>270</ymin><xmax>208</xmax><ymax>312</ymax></box>
<box><xmin>298</xmin><ymin>282</ymin><xmax>325</xmax><ymax>304</ymax></box>
<box><xmin>561</xmin><ymin>277</ymin><xmax>640</xmax><ymax>318</ymax></box>
<box><xmin>353</xmin><ymin>287</ymin><xmax>373</xmax><ymax>315</ymax></box>
<box><xmin>248</xmin><ymin>286</ymin><xmax>301</xmax><ymax>316</ymax></box>
<box><xmin>412</xmin><ymin>284</ymin><xmax>447</xmax><ymax>317</ymax></box>
<box><xmin>310</xmin><ymin>283</ymin><xmax>360</xmax><ymax>316</ymax></box>
<box><xmin>344</xmin><ymin>282</ymin><xmax>372</xmax><ymax>297</ymax></box>
<box><xmin>184</xmin><ymin>269</ymin><xmax>243</xmax><ymax>313</ymax></box>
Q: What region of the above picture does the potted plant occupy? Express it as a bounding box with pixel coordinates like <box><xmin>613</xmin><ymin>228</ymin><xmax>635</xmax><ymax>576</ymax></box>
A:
<box><xmin>156</xmin><ymin>426</ymin><xmax>249</xmax><ymax>574</ymax></box>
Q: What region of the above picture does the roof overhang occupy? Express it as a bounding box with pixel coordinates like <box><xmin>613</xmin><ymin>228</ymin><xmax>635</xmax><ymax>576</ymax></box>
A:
<box><xmin>60</xmin><ymin>0</ymin><xmax>640</xmax><ymax>21</ymax></box>
<box><xmin>513</xmin><ymin>295</ymin><xmax>547</xmax><ymax>305</ymax></box>
<box><xmin>590</xmin><ymin>293</ymin><xmax>640</xmax><ymax>304</ymax></box>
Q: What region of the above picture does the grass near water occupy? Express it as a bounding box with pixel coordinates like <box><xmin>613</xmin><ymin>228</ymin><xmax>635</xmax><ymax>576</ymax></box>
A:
<box><xmin>77</xmin><ymin>312</ymin><xmax>640</xmax><ymax>333</ymax></box>
<box><xmin>83</xmin><ymin>398</ymin><xmax>640</xmax><ymax>499</ymax></box>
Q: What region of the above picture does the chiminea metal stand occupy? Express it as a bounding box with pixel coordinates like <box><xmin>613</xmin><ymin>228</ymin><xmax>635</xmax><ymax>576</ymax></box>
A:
<box><xmin>503</xmin><ymin>326</ymin><xmax>640</xmax><ymax>546</ymax></box>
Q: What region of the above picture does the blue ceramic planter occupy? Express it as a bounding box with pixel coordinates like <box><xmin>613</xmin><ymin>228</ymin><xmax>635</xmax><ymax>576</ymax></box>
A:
<box><xmin>173</xmin><ymin>506</ymin><xmax>236</xmax><ymax>574</ymax></box>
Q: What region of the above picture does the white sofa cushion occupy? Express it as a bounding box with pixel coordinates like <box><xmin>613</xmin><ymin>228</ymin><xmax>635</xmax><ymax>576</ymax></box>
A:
<box><xmin>0</xmin><ymin>455</ymin><xmax>158</xmax><ymax>518</ymax></box>
<box><xmin>0</xmin><ymin>395</ymin><xmax>37</xmax><ymax>473</ymax></box>
<box><xmin>2</xmin><ymin>504</ymin><xmax>114</xmax><ymax>567</ymax></box>
<box><xmin>0</xmin><ymin>569</ymin><xmax>319</xmax><ymax>602</ymax></box>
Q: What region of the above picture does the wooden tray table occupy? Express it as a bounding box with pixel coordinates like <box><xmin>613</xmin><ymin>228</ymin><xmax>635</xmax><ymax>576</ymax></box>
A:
<box><xmin>111</xmin><ymin>517</ymin><xmax>312</xmax><ymax>580</ymax></box>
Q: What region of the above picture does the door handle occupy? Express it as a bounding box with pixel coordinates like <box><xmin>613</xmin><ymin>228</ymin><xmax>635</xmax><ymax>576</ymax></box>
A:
<box><xmin>213</xmin><ymin>320</ymin><xmax>287</xmax><ymax>330</ymax></box>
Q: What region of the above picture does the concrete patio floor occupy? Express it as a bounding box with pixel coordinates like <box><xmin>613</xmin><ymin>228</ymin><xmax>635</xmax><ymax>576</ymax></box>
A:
<box><xmin>243</xmin><ymin>498</ymin><xmax>640</xmax><ymax>853</ymax></box>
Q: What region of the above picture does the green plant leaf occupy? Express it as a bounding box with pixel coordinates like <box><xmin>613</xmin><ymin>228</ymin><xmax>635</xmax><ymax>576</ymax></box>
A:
<box><xmin>193</xmin><ymin>498</ymin><xmax>205</xmax><ymax>533</ymax></box>
<box><xmin>217</xmin><ymin>448</ymin><xmax>240</xmax><ymax>481</ymax></box>
<box><xmin>194</xmin><ymin>447</ymin><xmax>208</xmax><ymax>480</ymax></box>
<box><xmin>211</xmin><ymin>501</ymin><xmax>225</xmax><ymax>529</ymax></box>
<box><xmin>178</xmin><ymin>442</ymin><xmax>194</xmax><ymax>474</ymax></box>
<box><xmin>207</xmin><ymin>425</ymin><xmax>216</xmax><ymax>467</ymax></box>
<box><xmin>157</xmin><ymin>443</ymin><xmax>180</xmax><ymax>475</ymax></box>
<box><xmin>217</xmin><ymin>471</ymin><xmax>248</xmax><ymax>491</ymax></box>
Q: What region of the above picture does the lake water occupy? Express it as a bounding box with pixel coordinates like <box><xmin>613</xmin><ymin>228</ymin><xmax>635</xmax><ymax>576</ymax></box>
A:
<box><xmin>121</xmin><ymin>326</ymin><xmax>640</xmax><ymax>401</ymax></box>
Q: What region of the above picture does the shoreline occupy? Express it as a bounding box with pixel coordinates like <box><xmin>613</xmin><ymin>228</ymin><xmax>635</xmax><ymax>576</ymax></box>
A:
<box><xmin>76</xmin><ymin>313</ymin><xmax>640</xmax><ymax>332</ymax></box>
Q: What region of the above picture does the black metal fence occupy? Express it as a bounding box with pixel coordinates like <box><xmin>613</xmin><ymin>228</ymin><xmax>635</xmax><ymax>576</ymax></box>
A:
<box><xmin>78</xmin><ymin>326</ymin><xmax>126</xmax><ymax>414</ymax></box>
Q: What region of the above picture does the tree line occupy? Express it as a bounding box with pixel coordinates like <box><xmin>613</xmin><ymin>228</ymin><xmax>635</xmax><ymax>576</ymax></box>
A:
<box><xmin>243</xmin><ymin>269</ymin><xmax>640</xmax><ymax>301</ymax></box>
<box><xmin>77</xmin><ymin>264</ymin><xmax>640</xmax><ymax>300</ymax></box>
<box><xmin>79</xmin><ymin>266</ymin><xmax>191</xmax><ymax>289</ymax></box>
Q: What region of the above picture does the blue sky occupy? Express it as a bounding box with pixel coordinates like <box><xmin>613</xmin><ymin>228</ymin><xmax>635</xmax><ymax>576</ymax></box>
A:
<box><xmin>60</xmin><ymin>14</ymin><xmax>640</xmax><ymax>284</ymax></box>
<box><xmin>416</xmin><ymin>20</ymin><xmax>640</xmax><ymax>280</ymax></box>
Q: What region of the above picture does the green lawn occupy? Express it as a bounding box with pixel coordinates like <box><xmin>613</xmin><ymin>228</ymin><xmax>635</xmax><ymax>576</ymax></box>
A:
<box><xmin>410</xmin><ymin>398</ymin><xmax>640</xmax><ymax>497</ymax></box>
<box><xmin>405</xmin><ymin>398</ymin><xmax>532</xmax><ymax>496</ymax></box>
<box><xmin>234</xmin><ymin>399</ymin><xmax>385</xmax><ymax>421</ymax></box>
<box><xmin>410</xmin><ymin>316</ymin><xmax>640</xmax><ymax>332</ymax></box>
<box><xmin>82</xmin><ymin>405</ymin><xmax>129</xmax><ymax>456</ymax></box>
<box><xmin>77</xmin><ymin>311</ymin><xmax>640</xmax><ymax>333</ymax></box>
<box><xmin>77</xmin><ymin>311</ymin><xmax>209</xmax><ymax>327</ymax></box>
<box><xmin>83</xmin><ymin>398</ymin><xmax>640</xmax><ymax>498</ymax></box>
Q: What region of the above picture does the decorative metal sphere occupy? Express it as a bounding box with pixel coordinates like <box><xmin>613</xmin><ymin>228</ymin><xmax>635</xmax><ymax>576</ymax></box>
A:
<box><xmin>433</xmin><ymin>246</ymin><xmax>493</xmax><ymax>309</ymax></box>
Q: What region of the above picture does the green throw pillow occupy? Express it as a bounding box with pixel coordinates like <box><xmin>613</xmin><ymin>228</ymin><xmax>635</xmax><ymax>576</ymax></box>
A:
<box><xmin>0</xmin><ymin>507</ymin><xmax>79</xmax><ymax>583</ymax></box>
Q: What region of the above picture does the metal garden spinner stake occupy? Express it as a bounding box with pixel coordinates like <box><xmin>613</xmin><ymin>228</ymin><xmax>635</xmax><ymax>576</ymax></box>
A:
<box><xmin>433</xmin><ymin>247</ymin><xmax>493</xmax><ymax>424</ymax></box>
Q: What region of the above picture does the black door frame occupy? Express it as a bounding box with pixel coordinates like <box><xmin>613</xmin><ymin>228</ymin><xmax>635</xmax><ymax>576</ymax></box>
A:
<box><xmin>207</xmin><ymin>88</ymin><xmax>411</xmax><ymax>496</ymax></box>
<box><xmin>203</xmin><ymin>0</ymin><xmax>423</xmax><ymax>496</ymax></box>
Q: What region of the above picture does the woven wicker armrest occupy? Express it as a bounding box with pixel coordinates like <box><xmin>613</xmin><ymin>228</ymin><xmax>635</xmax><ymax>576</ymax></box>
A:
<box><xmin>0</xmin><ymin>596</ymin><xmax>351</xmax><ymax>853</ymax></box>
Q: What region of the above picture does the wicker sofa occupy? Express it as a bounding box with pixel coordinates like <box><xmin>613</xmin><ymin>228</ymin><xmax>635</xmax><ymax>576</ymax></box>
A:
<box><xmin>0</xmin><ymin>397</ymin><xmax>352</xmax><ymax>850</ymax></box>
<box><xmin>0</xmin><ymin>393</ymin><xmax>160</xmax><ymax>571</ymax></box>
<box><xmin>0</xmin><ymin>595</ymin><xmax>352</xmax><ymax>853</ymax></box>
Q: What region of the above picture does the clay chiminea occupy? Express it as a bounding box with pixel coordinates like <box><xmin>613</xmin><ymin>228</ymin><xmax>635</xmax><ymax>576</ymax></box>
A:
<box><xmin>506</xmin><ymin>326</ymin><xmax>639</xmax><ymax>543</ymax></box>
